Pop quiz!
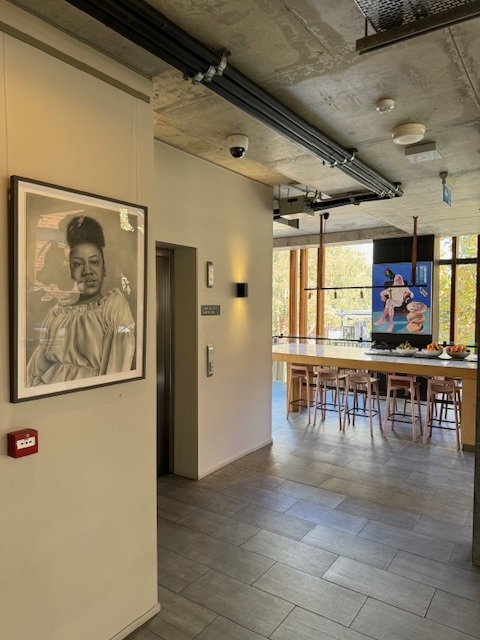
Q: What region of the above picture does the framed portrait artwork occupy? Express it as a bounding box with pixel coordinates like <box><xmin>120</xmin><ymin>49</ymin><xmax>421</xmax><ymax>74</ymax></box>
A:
<box><xmin>9</xmin><ymin>176</ymin><xmax>147</xmax><ymax>402</ymax></box>
<box><xmin>372</xmin><ymin>262</ymin><xmax>432</xmax><ymax>336</ymax></box>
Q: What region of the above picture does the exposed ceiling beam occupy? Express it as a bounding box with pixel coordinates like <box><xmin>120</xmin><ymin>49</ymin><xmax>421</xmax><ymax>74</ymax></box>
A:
<box><xmin>65</xmin><ymin>0</ymin><xmax>403</xmax><ymax>200</ymax></box>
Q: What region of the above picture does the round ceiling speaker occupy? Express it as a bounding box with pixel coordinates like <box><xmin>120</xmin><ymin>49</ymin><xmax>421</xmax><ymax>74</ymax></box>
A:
<box><xmin>392</xmin><ymin>123</ymin><xmax>426</xmax><ymax>145</ymax></box>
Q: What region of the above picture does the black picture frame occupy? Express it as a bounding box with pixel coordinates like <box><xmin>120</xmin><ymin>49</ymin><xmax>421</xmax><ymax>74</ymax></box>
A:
<box><xmin>9</xmin><ymin>176</ymin><xmax>147</xmax><ymax>402</ymax></box>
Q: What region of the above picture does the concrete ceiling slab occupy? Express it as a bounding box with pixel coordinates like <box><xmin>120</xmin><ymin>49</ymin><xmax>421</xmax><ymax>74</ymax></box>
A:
<box><xmin>7</xmin><ymin>0</ymin><xmax>480</xmax><ymax>240</ymax></box>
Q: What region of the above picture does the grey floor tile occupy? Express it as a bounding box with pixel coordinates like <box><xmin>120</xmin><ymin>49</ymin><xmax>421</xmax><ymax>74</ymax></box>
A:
<box><xmin>426</xmin><ymin>589</ymin><xmax>480</xmax><ymax>638</ymax></box>
<box><xmin>352</xmin><ymin>597</ymin><xmax>475</xmax><ymax>640</ymax></box>
<box><xmin>127</xmin><ymin>628</ymin><xmax>165</xmax><ymax>640</ymax></box>
<box><xmin>147</xmin><ymin>585</ymin><xmax>217</xmax><ymax>640</ymax></box>
<box><xmin>157</xmin><ymin>546</ymin><xmax>209</xmax><ymax>593</ymax></box>
<box><xmin>323</xmin><ymin>556</ymin><xmax>434</xmax><ymax>615</ymax></box>
<box><xmin>447</xmin><ymin>469</ymin><xmax>475</xmax><ymax>484</ymax></box>
<box><xmin>181</xmin><ymin>569</ymin><xmax>293</xmax><ymax>636</ymax></box>
<box><xmin>158</xmin><ymin>517</ymin><xmax>204</xmax><ymax>552</ymax></box>
<box><xmin>432</xmin><ymin>487</ymin><xmax>473</xmax><ymax>510</ymax></box>
<box><xmin>195</xmin><ymin>616</ymin><xmax>267</xmax><ymax>640</ymax></box>
<box><xmin>241</xmin><ymin>529</ymin><xmax>337</xmax><ymax>577</ymax></box>
<box><xmin>336</xmin><ymin>496</ymin><xmax>420</xmax><ymax>530</ymax></box>
<box><xmin>248</xmin><ymin>450</ymin><xmax>314</xmax><ymax>469</ymax></box>
<box><xmin>272</xmin><ymin>479</ymin><xmax>346</xmax><ymax>509</ymax></box>
<box><xmin>361</xmin><ymin>475</ymin><xmax>435</xmax><ymax>500</ymax></box>
<box><xmin>344</xmin><ymin>460</ymin><xmax>406</xmax><ymax>479</ymax></box>
<box><xmin>388</xmin><ymin>550</ymin><xmax>480</xmax><ymax>602</ymax></box>
<box><xmin>383</xmin><ymin>456</ymin><xmax>450</xmax><ymax>476</ymax></box>
<box><xmin>448</xmin><ymin>544</ymin><xmax>480</xmax><ymax>573</ymax></box>
<box><xmin>221</xmin><ymin>482</ymin><xmax>299</xmax><ymax>512</ymax></box>
<box><xmin>169</xmin><ymin>487</ymin><xmax>247</xmax><ymax>517</ymax></box>
<box><xmin>358</xmin><ymin>520</ymin><xmax>454</xmax><ymax>562</ymax></box>
<box><xmin>265</xmin><ymin>463</ymin><xmax>331</xmax><ymax>487</ymax></box>
<box><xmin>320</xmin><ymin>477</ymin><xmax>394</xmax><ymax>504</ymax></box>
<box><xmin>271</xmin><ymin>606</ymin><xmax>374</xmax><ymax>640</ymax></box>
<box><xmin>180</xmin><ymin>534</ymin><xmax>275</xmax><ymax>584</ymax></box>
<box><xmin>157</xmin><ymin>495</ymin><xmax>198</xmax><ymax>523</ymax></box>
<box><xmin>302</xmin><ymin>524</ymin><xmax>397</xmax><ymax>570</ymax></box>
<box><xmin>195</xmin><ymin>474</ymin><xmax>240</xmax><ymax>492</ymax></box>
<box><xmin>414</xmin><ymin>515</ymin><xmax>472</xmax><ymax>546</ymax></box>
<box><xmin>234</xmin><ymin>456</ymin><xmax>281</xmax><ymax>472</ymax></box>
<box><xmin>388</xmin><ymin>450</ymin><xmax>427</xmax><ymax>462</ymax></box>
<box><xmin>466</xmin><ymin>511</ymin><xmax>473</xmax><ymax>528</ymax></box>
<box><xmin>286</xmin><ymin>500</ymin><xmax>369</xmax><ymax>535</ymax></box>
<box><xmin>214</xmin><ymin>465</ymin><xmax>286</xmax><ymax>490</ymax></box>
<box><xmin>302</xmin><ymin>461</ymin><xmax>371</xmax><ymax>483</ymax></box>
<box><xmin>158</xmin><ymin>475</ymin><xmax>195</xmax><ymax>492</ymax></box>
<box><xmin>253</xmin><ymin>563</ymin><xmax>366</xmax><ymax>627</ymax></box>
<box><xmin>231</xmin><ymin>503</ymin><xmax>316</xmax><ymax>540</ymax></box>
<box><xmin>177</xmin><ymin>508</ymin><xmax>259</xmax><ymax>546</ymax></box>
<box><xmin>292</xmin><ymin>448</ymin><xmax>354</xmax><ymax>466</ymax></box>
<box><xmin>386</xmin><ymin>492</ymin><xmax>469</xmax><ymax>524</ymax></box>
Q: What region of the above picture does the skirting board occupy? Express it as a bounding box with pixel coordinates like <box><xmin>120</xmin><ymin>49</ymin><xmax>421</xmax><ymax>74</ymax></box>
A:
<box><xmin>197</xmin><ymin>438</ymin><xmax>273</xmax><ymax>479</ymax></box>
<box><xmin>111</xmin><ymin>603</ymin><xmax>161</xmax><ymax>640</ymax></box>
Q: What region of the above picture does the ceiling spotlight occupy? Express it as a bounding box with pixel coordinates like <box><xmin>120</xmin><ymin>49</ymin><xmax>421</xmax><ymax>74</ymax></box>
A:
<box><xmin>392</xmin><ymin>123</ymin><xmax>426</xmax><ymax>145</ymax></box>
<box><xmin>375</xmin><ymin>98</ymin><xmax>395</xmax><ymax>114</ymax></box>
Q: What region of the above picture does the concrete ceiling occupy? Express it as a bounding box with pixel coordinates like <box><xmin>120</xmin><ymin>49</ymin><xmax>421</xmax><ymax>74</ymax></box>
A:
<box><xmin>8</xmin><ymin>0</ymin><xmax>480</xmax><ymax>241</ymax></box>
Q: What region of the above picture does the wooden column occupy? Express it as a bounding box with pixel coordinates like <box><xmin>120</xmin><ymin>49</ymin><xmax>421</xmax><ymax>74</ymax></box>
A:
<box><xmin>289</xmin><ymin>250</ymin><xmax>298</xmax><ymax>339</ymax></box>
<box><xmin>449</xmin><ymin>236</ymin><xmax>458</xmax><ymax>343</ymax></box>
<box><xmin>472</xmin><ymin>236</ymin><xmax>480</xmax><ymax>565</ymax></box>
<box><xmin>316</xmin><ymin>245</ymin><xmax>325</xmax><ymax>338</ymax></box>
<box><xmin>299</xmin><ymin>249</ymin><xmax>308</xmax><ymax>342</ymax></box>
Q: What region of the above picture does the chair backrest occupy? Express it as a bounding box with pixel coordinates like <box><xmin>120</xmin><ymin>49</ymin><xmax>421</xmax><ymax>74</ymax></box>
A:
<box><xmin>290</xmin><ymin>365</ymin><xmax>309</xmax><ymax>378</ymax></box>
<box><xmin>346</xmin><ymin>372</ymin><xmax>370</xmax><ymax>385</ymax></box>
<box><xmin>428</xmin><ymin>378</ymin><xmax>456</xmax><ymax>394</ymax></box>
<box><xmin>388</xmin><ymin>374</ymin><xmax>417</xmax><ymax>389</ymax></box>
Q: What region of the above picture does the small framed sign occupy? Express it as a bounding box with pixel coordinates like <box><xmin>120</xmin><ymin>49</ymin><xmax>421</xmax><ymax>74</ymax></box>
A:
<box><xmin>206</xmin><ymin>261</ymin><xmax>214</xmax><ymax>288</ymax></box>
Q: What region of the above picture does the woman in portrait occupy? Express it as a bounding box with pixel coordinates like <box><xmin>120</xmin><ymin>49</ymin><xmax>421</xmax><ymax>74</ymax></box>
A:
<box><xmin>374</xmin><ymin>273</ymin><xmax>413</xmax><ymax>333</ymax></box>
<box><xmin>27</xmin><ymin>215</ymin><xmax>135</xmax><ymax>386</ymax></box>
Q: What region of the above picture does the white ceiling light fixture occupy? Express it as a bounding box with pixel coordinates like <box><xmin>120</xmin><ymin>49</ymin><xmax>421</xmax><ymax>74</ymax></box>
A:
<box><xmin>405</xmin><ymin>141</ymin><xmax>442</xmax><ymax>163</ymax></box>
<box><xmin>392</xmin><ymin>123</ymin><xmax>426</xmax><ymax>145</ymax></box>
<box><xmin>375</xmin><ymin>98</ymin><xmax>395</xmax><ymax>113</ymax></box>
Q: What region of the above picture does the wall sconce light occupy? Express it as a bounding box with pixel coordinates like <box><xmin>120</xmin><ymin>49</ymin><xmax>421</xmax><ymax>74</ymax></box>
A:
<box><xmin>236</xmin><ymin>283</ymin><xmax>248</xmax><ymax>298</ymax></box>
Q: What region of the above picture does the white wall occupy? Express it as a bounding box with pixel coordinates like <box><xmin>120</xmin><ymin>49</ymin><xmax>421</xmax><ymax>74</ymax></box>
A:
<box><xmin>154</xmin><ymin>141</ymin><xmax>273</xmax><ymax>478</ymax></box>
<box><xmin>0</xmin><ymin>4</ymin><xmax>158</xmax><ymax>640</ymax></box>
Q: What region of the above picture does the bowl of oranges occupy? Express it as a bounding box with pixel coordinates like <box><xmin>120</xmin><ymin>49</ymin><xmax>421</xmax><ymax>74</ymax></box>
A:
<box><xmin>421</xmin><ymin>342</ymin><xmax>442</xmax><ymax>357</ymax></box>
<box><xmin>446</xmin><ymin>344</ymin><xmax>470</xmax><ymax>359</ymax></box>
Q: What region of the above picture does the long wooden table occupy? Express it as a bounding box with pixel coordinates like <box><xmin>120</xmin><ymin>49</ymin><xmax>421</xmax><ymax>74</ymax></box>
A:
<box><xmin>273</xmin><ymin>343</ymin><xmax>477</xmax><ymax>449</ymax></box>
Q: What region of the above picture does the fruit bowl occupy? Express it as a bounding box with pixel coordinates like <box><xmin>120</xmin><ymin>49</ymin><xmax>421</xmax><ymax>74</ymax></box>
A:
<box><xmin>447</xmin><ymin>350</ymin><xmax>470</xmax><ymax>360</ymax></box>
<box><xmin>396</xmin><ymin>347</ymin><xmax>418</xmax><ymax>357</ymax></box>
<box><xmin>421</xmin><ymin>349</ymin><xmax>442</xmax><ymax>357</ymax></box>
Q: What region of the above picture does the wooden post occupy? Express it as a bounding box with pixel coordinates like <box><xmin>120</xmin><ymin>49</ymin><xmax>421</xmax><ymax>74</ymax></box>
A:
<box><xmin>472</xmin><ymin>235</ymin><xmax>480</xmax><ymax>565</ymax></box>
<box><xmin>299</xmin><ymin>249</ymin><xmax>308</xmax><ymax>342</ymax></box>
<box><xmin>316</xmin><ymin>245</ymin><xmax>325</xmax><ymax>338</ymax></box>
<box><xmin>450</xmin><ymin>236</ymin><xmax>458</xmax><ymax>344</ymax></box>
<box><xmin>289</xmin><ymin>250</ymin><xmax>298</xmax><ymax>339</ymax></box>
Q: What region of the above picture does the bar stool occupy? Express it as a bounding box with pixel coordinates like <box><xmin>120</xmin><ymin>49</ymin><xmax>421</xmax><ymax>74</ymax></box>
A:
<box><xmin>287</xmin><ymin>364</ymin><xmax>315</xmax><ymax>423</ymax></box>
<box><xmin>384</xmin><ymin>374</ymin><xmax>423</xmax><ymax>441</ymax></box>
<box><xmin>342</xmin><ymin>371</ymin><xmax>383</xmax><ymax>436</ymax></box>
<box><xmin>313</xmin><ymin>367</ymin><xmax>345</xmax><ymax>430</ymax></box>
<box><xmin>424</xmin><ymin>378</ymin><xmax>461</xmax><ymax>450</ymax></box>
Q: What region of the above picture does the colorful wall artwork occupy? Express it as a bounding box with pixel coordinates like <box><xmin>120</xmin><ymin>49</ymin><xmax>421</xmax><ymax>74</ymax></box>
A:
<box><xmin>372</xmin><ymin>262</ymin><xmax>432</xmax><ymax>335</ymax></box>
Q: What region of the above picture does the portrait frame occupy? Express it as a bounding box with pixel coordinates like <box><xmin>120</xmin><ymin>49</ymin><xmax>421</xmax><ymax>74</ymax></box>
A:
<box><xmin>9</xmin><ymin>176</ymin><xmax>148</xmax><ymax>402</ymax></box>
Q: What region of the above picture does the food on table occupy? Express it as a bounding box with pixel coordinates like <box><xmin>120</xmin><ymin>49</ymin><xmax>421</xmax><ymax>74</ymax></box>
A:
<box><xmin>426</xmin><ymin>342</ymin><xmax>440</xmax><ymax>351</ymax></box>
<box><xmin>397</xmin><ymin>341</ymin><xmax>414</xmax><ymax>350</ymax></box>
<box><xmin>447</xmin><ymin>344</ymin><xmax>469</xmax><ymax>354</ymax></box>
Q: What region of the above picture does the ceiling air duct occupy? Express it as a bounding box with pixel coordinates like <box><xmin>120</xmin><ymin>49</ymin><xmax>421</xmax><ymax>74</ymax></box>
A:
<box><xmin>65</xmin><ymin>0</ymin><xmax>403</xmax><ymax>201</ymax></box>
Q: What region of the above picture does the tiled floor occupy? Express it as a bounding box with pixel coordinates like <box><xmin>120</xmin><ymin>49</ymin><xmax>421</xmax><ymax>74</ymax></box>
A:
<box><xmin>128</xmin><ymin>382</ymin><xmax>479</xmax><ymax>640</ymax></box>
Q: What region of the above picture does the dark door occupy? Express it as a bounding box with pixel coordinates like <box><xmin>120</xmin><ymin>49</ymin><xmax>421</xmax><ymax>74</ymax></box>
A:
<box><xmin>156</xmin><ymin>249</ymin><xmax>173</xmax><ymax>476</ymax></box>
